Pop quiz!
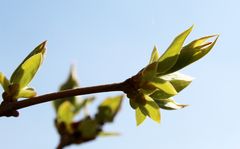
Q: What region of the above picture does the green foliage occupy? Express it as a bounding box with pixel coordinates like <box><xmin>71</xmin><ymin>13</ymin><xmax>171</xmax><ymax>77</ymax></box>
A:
<box><xmin>0</xmin><ymin>72</ymin><xmax>10</xmax><ymax>92</ymax></box>
<box><xmin>53</xmin><ymin>65</ymin><xmax>79</xmax><ymax>112</ymax></box>
<box><xmin>78</xmin><ymin>118</ymin><xmax>99</xmax><ymax>139</ymax></box>
<box><xmin>126</xmin><ymin>26</ymin><xmax>218</xmax><ymax>125</ymax></box>
<box><xmin>157</xmin><ymin>26</ymin><xmax>193</xmax><ymax>74</ymax></box>
<box><xmin>10</xmin><ymin>41</ymin><xmax>46</xmax><ymax>89</ymax></box>
<box><xmin>95</xmin><ymin>95</ymin><xmax>123</xmax><ymax>123</ymax></box>
<box><xmin>0</xmin><ymin>26</ymin><xmax>218</xmax><ymax>147</ymax></box>
<box><xmin>0</xmin><ymin>41</ymin><xmax>46</xmax><ymax>100</ymax></box>
<box><xmin>57</xmin><ymin>101</ymin><xmax>74</xmax><ymax>127</ymax></box>
<box><xmin>137</xmin><ymin>95</ymin><xmax>160</xmax><ymax>124</ymax></box>
<box><xmin>169</xmin><ymin>35</ymin><xmax>218</xmax><ymax>73</ymax></box>
<box><xmin>53</xmin><ymin>66</ymin><xmax>123</xmax><ymax>147</ymax></box>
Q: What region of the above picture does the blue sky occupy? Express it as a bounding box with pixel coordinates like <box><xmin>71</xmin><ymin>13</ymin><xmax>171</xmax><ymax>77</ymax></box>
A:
<box><xmin>0</xmin><ymin>0</ymin><xmax>239</xmax><ymax>149</ymax></box>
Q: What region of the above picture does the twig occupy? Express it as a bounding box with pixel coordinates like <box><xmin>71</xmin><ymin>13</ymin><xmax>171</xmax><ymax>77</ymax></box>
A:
<box><xmin>0</xmin><ymin>81</ymin><xmax>128</xmax><ymax>117</ymax></box>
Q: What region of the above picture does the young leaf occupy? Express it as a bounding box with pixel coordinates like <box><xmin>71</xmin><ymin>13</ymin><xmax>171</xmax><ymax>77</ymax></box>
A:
<box><xmin>136</xmin><ymin>107</ymin><xmax>146</xmax><ymax>126</ymax></box>
<box><xmin>144</xmin><ymin>77</ymin><xmax>177</xmax><ymax>98</ymax></box>
<box><xmin>17</xmin><ymin>41</ymin><xmax>46</xmax><ymax>65</ymax></box>
<box><xmin>129</xmin><ymin>98</ymin><xmax>138</xmax><ymax>109</ymax></box>
<box><xmin>59</xmin><ymin>65</ymin><xmax>79</xmax><ymax>91</ymax></box>
<box><xmin>139</xmin><ymin>95</ymin><xmax>160</xmax><ymax>123</ymax></box>
<box><xmin>53</xmin><ymin>65</ymin><xmax>79</xmax><ymax>112</ymax></box>
<box><xmin>154</xmin><ymin>98</ymin><xmax>188</xmax><ymax>110</ymax></box>
<box><xmin>11</xmin><ymin>54</ymin><xmax>42</xmax><ymax>89</ymax></box>
<box><xmin>78</xmin><ymin>118</ymin><xmax>99</xmax><ymax>139</ymax></box>
<box><xmin>95</xmin><ymin>95</ymin><xmax>123</xmax><ymax>123</ymax></box>
<box><xmin>57</xmin><ymin>101</ymin><xmax>74</xmax><ymax>124</ymax></box>
<box><xmin>10</xmin><ymin>41</ymin><xmax>46</xmax><ymax>89</ymax></box>
<box><xmin>189</xmin><ymin>35</ymin><xmax>218</xmax><ymax>63</ymax></box>
<box><xmin>157</xmin><ymin>26</ymin><xmax>193</xmax><ymax>75</ymax></box>
<box><xmin>149</xmin><ymin>46</ymin><xmax>159</xmax><ymax>64</ymax></box>
<box><xmin>16</xmin><ymin>88</ymin><xmax>37</xmax><ymax>98</ymax></box>
<box><xmin>141</xmin><ymin>62</ymin><xmax>158</xmax><ymax>81</ymax></box>
<box><xmin>160</xmin><ymin>72</ymin><xmax>193</xmax><ymax>92</ymax></box>
<box><xmin>0</xmin><ymin>72</ymin><xmax>10</xmax><ymax>92</ymax></box>
<box><xmin>168</xmin><ymin>35</ymin><xmax>219</xmax><ymax>73</ymax></box>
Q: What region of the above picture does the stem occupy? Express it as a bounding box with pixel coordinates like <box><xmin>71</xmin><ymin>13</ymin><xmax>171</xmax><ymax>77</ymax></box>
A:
<box><xmin>0</xmin><ymin>81</ymin><xmax>127</xmax><ymax>117</ymax></box>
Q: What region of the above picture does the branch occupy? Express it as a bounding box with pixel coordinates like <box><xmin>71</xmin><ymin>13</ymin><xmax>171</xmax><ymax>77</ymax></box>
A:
<box><xmin>0</xmin><ymin>81</ymin><xmax>128</xmax><ymax>117</ymax></box>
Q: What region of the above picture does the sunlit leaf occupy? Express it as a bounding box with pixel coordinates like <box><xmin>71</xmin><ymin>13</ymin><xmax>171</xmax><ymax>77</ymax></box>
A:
<box><xmin>16</xmin><ymin>88</ymin><xmax>37</xmax><ymax>98</ymax></box>
<box><xmin>144</xmin><ymin>78</ymin><xmax>177</xmax><ymax>99</ymax></box>
<box><xmin>157</xmin><ymin>26</ymin><xmax>193</xmax><ymax>75</ymax></box>
<box><xmin>169</xmin><ymin>35</ymin><xmax>219</xmax><ymax>73</ymax></box>
<box><xmin>139</xmin><ymin>95</ymin><xmax>160</xmax><ymax>123</ymax></box>
<box><xmin>95</xmin><ymin>95</ymin><xmax>123</xmax><ymax>123</ymax></box>
<box><xmin>136</xmin><ymin>107</ymin><xmax>146</xmax><ymax>126</ymax></box>
<box><xmin>12</xmin><ymin>54</ymin><xmax>42</xmax><ymax>89</ymax></box>
<box><xmin>10</xmin><ymin>41</ymin><xmax>46</xmax><ymax>89</ymax></box>
<box><xmin>160</xmin><ymin>72</ymin><xmax>193</xmax><ymax>92</ymax></box>
<box><xmin>149</xmin><ymin>46</ymin><xmax>159</xmax><ymax>64</ymax></box>
<box><xmin>154</xmin><ymin>98</ymin><xmax>188</xmax><ymax>110</ymax></box>
<box><xmin>0</xmin><ymin>72</ymin><xmax>10</xmax><ymax>92</ymax></box>
<box><xmin>17</xmin><ymin>41</ymin><xmax>46</xmax><ymax>65</ymax></box>
<box><xmin>57</xmin><ymin>101</ymin><xmax>74</xmax><ymax>124</ymax></box>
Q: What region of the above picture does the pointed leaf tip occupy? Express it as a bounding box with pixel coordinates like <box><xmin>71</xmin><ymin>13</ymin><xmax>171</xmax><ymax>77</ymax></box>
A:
<box><xmin>157</xmin><ymin>26</ymin><xmax>193</xmax><ymax>75</ymax></box>
<box><xmin>136</xmin><ymin>107</ymin><xmax>146</xmax><ymax>126</ymax></box>
<box><xmin>0</xmin><ymin>72</ymin><xmax>10</xmax><ymax>92</ymax></box>
<box><xmin>149</xmin><ymin>46</ymin><xmax>159</xmax><ymax>64</ymax></box>
<box><xmin>10</xmin><ymin>41</ymin><xmax>47</xmax><ymax>90</ymax></box>
<box><xmin>168</xmin><ymin>33</ymin><xmax>218</xmax><ymax>73</ymax></box>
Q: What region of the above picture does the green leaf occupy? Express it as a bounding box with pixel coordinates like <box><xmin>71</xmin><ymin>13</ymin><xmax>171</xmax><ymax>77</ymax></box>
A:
<box><xmin>139</xmin><ymin>95</ymin><xmax>160</xmax><ymax>123</ymax></box>
<box><xmin>98</xmin><ymin>132</ymin><xmax>120</xmax><ymax>137</ymax></box>
<box><xmin>154</xmin><ymin>98</ymin><xmax>188</xmax><ymax>110</ymax></box>
<box><xmin>57</xmin><ymin>101</ymin><xmax>74</xmax><ymax>124</ymax></box>
<box><xmin>10</xmin><ymin>41</ymin><xmax>46</xmax><ymax>89</ymax></box>
<box><xmin>157</xmin><ymin>26</ymin><xmax>193</xmax><ymax>75</ymax></box>
<box><xmin>0</xmin><ymin>72</ymin><xmax>10</xmax><ymax>92</ymax></box>
<box><xmin>129</xmin><ymin>98</ymin><xmax>138</xmax><ymax>109</ymax></box>
<box><xmin>16</xmin><ymin>88</ymin><xmax>37</xmax><ymax>98</ymax></box>
<box><xmin>169</xmin><ymin>35</ymin><xmax>219</xmax><ymax>73</ymax></box>
<box><xmin>17</xmin><ymin>41</ymin><xmax>46</xmax><ymax>65</ymax></box>
<box><xmin>189</xmin><ymin>35</ymin><xmax>218</xmax><ymax>63</ymax></box>
<box><xmin>53</xmin><ymin>65</ymin><xmax>79</xmax><ymax>112</ymax></box>
<box><xmin>144</xmin><ymin>77</ymin><xmax>177</xmax><ymax>99</ymax></box>
<box><xmin>59</xmin><ymin>65</ymin><xmax>79</xmax><ymax>91</ymax></box>
<box><xmin>11</xmin><ymin>53</ymin><xmax>42</xmax><ymax>89</ymax></box>
<box><xmin>141</xmin><ymin>62</ymin><xmax>158</xmax><ymax>81</ymax></box>
<box><xmin>149</xmin><ymin>46</ymin><xmax>159</xmax><ymax>64</ymax></box>
<box><xmin>160</xmin><ymin>72</ymin><xmax>193</xmax><ymax>92</ymax></box>
<box><xmin>95</xmin><ymin>95</ymin><xmax>123</xmax><ymax>123</ymax></box>
<box><xmin>136</xmin><ymin>107</ymin><xmax>146</xmax><ymax>126</ymax></box>
<box><xmin>78</xmin><ymin>118</ymin><xmax>99</xmax><ymax>139</ymax></box>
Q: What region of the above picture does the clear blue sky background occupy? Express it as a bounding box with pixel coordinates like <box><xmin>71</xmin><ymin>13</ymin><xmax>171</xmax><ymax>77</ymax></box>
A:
<box><xmin>0</xmin><ymin>0</ymin><xmax>239</xmax><ymax>149</ymax></box>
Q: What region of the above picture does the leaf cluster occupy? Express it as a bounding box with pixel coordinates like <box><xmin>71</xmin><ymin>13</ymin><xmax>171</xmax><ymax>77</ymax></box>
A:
<box><xmin>0</xmin><ymin>42</ymin><xmax>46</xmax><ymax>102</ymax></box>
<box><xmin>53</xmin><ymin>66</ymin><xmax>123</xmax><ymax>148</ymax></box>
<box><xmin>125</xmin><ymin>26</ymin><xmax>218</xmax><ymax>125</ymax></box>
